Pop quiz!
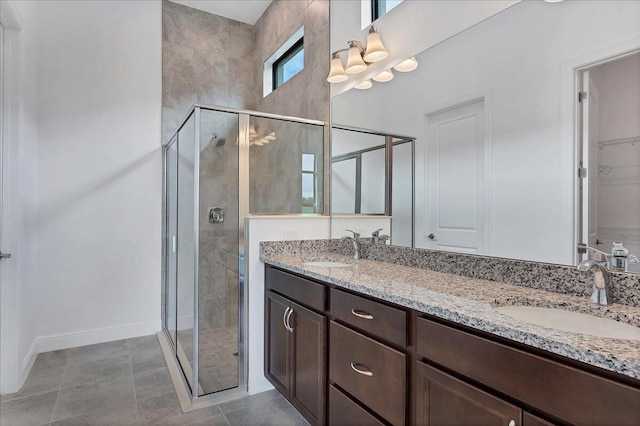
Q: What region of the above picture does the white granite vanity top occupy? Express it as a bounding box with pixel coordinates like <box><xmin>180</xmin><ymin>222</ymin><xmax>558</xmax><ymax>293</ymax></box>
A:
<box><xmin>261</xmin><ymin>252</ymin><xmax>640</xmax><ymax>381</ymax></box>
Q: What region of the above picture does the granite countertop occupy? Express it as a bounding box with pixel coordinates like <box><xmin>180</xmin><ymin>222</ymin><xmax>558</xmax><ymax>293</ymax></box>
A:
<box><xmin>261</xmin><ymin>251</ymin><xmax>640</xmax><ymax>381</ymax></box>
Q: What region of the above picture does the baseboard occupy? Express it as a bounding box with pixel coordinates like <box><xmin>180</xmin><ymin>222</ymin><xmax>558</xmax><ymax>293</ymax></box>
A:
<box><xmin>248</xmin><ymin>375</ymin><xmax>274</xmax><ymax>395</ymax></box>
<box><xmin>34</xmin><ymin>320</ymin><xmax>162</xmax><ymax>354</ymax></box>
<box><xmin>20</xmin><ymin>339</ymin><xmax>38</xmax><ymax>386</ymax></box>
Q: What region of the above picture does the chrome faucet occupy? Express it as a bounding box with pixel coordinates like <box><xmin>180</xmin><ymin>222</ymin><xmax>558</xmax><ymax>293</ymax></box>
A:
<box><xmin>577</xmin><ymin>258</ymin><xmax>611</xmax><ymax>306</ymax></box>
<box><xmin>341</xmin><ymin>230</ymin><xmax>361</xmax><ymax>259</ymax></box>
<box><xmin>371</xmin><ymin>228</ymin><xmax>390</xmax><ymax>244</ymax></box>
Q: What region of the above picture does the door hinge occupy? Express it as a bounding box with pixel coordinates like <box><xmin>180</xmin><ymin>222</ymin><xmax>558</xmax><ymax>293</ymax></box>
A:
<box><xmin>578</xmin><ymin>167</ymin><xmax>588</xmax><ymax>178</ymax></box>
<box><xmin>579</xmin><ymin>91</ymin><xmax>588</xmax><ymax>103</ymax></box>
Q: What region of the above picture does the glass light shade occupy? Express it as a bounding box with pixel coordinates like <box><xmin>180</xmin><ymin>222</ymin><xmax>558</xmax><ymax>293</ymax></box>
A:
<box><xmin>363</xmin><ymin>30</ymin><xmax>388</xmax><ymax>63</ymax></box>
<box><xmin>372</xmin><ymin>69</ymin><xmax>394</xmax><ymax>82</ymax></box>
<box><xmin>393</xmin><ymin>57</ymin><xmax>418</xmax><ymax>72</ymax></box>
<box><xmin>354</xmin><ymin>79</ymin><xmax>373</xmax><ymax>90</ymax></box>
<box><xmin>345</xmin><ymin>45</ymin><xmax>367</xmax><ymax>74</ymax></box>
<box><xmin>327</xmin><ymin>56</ymin><xmax>348</xmax><ymax>83</ymax></box>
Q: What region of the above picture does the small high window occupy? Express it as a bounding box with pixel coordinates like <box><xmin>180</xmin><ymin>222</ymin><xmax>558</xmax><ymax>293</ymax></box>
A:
<box><xmin>263</xmin><ymin>27</ymin><xmax>304</xmax><ymax>97</ymax></box>
<box><xmin>273</xmin><ymin>37</ymin><xmax>304</xmax><ymax>90</ymax></box>
<box><xmin>371</xmin><ymin>0</ymin><xmax>403</xmax><ymax>21</ymax></box>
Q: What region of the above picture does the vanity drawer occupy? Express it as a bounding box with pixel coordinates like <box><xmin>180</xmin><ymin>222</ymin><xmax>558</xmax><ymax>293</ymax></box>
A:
<box><xmin>266</xmin><ymin>266</ymin><xmax>325</xmax><ymax>312</ymax></box>
<box><xmin>329</xmin><ymin>384</ymin><xmax>386</xmax><ymax>426</ymax></box>
<box><xmin>330</xmin><ymin>288</ymin><xmax>407</xmax><ymax>347</ymax></box>
<box><xmin>329</xmin><ymin>321</ymin><xmax>406</xmax><ymax>425</ymax></box>
<box><xmin>416</xmin><ymin>316</ymin><xmax>640</xmax><ymax>426</ymax></box>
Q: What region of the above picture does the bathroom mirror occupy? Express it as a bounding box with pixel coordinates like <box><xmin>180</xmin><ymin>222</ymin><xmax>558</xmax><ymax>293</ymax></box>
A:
<box><xmin>330</xmin><ymin>0</ymin><xmax>640</xmax><ymax>272</ymax></box>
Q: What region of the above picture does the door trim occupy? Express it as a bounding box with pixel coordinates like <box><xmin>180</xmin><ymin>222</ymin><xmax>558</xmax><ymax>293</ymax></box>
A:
<box><xmin>561</xmin><ymin>36</ymin><xmax>640</xmax><ymax>265</ymax></box>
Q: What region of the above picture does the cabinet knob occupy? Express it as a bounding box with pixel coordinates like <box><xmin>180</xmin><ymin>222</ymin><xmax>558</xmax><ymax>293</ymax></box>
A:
<box><xmin>350</xmin><ymin>362</ymin><xmax>373</xmax><ymax>377</ymax></box>
<box><xmin>351</xmin><ymin>308</ymin><xmax>374</xmax><ymax>320</ymax></box>
<box><xmin>508</xmin><ymin>421</ymin><xmax>516</xmax><ymax>426</ymax></box>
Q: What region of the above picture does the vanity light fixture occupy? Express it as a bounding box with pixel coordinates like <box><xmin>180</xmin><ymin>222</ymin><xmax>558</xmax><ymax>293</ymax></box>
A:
<box><xmin>326</xmin><ymin>26</ymin><xmax>388</xmax><ymax>81</ymax></box>
<box><xmin>393</xmin><ymin>56</ymin><xmax>418</xmax><ymax>72</ymax></box>
<box><xmin>372</xmin><ymin>69</ymin><xmax>394</xmax><ymax>82</ymax></box>
<box><xmin>345</xmin><ymin>41</ymin><xmax>368</xmax><ymax>74</ymax></box>
<box><xmin>354</xmin><ymin>79</ymin><xmax>373</xmax><ymax>90</ymax></box>
<box><xmin>363</xmin><ymin>26</ymin><xmax>388</xmax><ymax>62</ymax></box>
<box><xmin>327</xmin><ymin>53</ymin><xmax>348</xmax><ymax>83</ymax></box>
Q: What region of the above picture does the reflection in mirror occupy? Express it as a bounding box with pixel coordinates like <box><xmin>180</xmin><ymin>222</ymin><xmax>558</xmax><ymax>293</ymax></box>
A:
<box><xmin>331</xmin><ymin>0</ymin><xmax>640</xmax><ymax>270</ymax></box>
<box><xmin>331</xmin><ymin>126</ymin><xmax>415</xmax><ymax>245</ymax></box>
<box><xmin>331</xmin><ymin>128</ymin><xmax>386</xmax><ymax>215</ymax></box>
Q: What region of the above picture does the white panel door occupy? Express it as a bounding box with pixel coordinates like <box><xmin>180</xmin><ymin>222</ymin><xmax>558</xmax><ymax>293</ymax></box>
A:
<box><xmin>426</xmin><ymin>100</ymin><xmax>485</xmax><ymax>253</ymax></box>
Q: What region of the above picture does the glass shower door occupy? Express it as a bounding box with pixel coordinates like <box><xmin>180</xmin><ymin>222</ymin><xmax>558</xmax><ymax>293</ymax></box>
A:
<box><xmin>165</xmin><ymin>137</ymin><xmax>178</xmax><ymax>348</ymax></box>
<box><xmin>197</xmin><ymin>109</ymin><xmax>240</xmax><ymax>395</ymax></box>
<box><xmin>177</xmin><ymin>113</ymin><xmax>196</xmax><ymax>392</ymax></box>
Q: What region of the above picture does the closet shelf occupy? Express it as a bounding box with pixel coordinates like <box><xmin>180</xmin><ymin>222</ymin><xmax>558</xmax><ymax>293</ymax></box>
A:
<box><xmin>598</xmin><ymin>135</ymin><xmax>640</xmax><ymax>147</ymax></box>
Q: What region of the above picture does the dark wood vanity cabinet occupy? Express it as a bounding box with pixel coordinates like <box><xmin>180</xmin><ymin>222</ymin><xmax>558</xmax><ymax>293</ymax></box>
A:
<box><xmin>416</xmin><ymin>316</ymin><xmax>640</xmax><ymax>426</ymax></box>
<box><xmin>416</xmin><ymin>361</ymin><xmax>521</xmax><ymax>426</ymax></box>
<box><xmin>265</xmin><ymin>268</ymin><xmax>327</xmax><ymax>426</ymax></box>
<box><xmin>264</xmin><ymin>265</ymin><xmax>640</xmax><ymax>426</ymax></box>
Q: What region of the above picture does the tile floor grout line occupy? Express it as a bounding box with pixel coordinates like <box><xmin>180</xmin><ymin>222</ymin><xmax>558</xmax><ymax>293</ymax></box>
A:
<box><xmin>47</xmin><ymin>352</ymin><xmax>71</xmax><ymax>425</ymax></box>
<box><xmin>220</xmin><ymin>408</ymin><xmax>231</xmax><ymax>426</ymax></box>
<box><xmin>126</xmin><ymin>339</ymin><xmax>142</xmax><ymax>426</ymax></box>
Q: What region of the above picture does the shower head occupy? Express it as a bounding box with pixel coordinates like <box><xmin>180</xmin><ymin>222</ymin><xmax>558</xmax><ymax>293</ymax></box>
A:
<box><xmin>210</xmin><ymin>133</ymin><xmax>226</xmax><ymax>147</ymax></box>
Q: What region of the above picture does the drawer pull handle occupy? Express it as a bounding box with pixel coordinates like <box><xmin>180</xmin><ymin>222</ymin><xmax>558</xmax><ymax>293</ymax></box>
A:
<box><xmin>351</xmin><ymin>308</ymin><xmax>374</xmax><ymax>320</ymax></box>
<box><xmin>350</xmin><ymin>362</ymin><xmax>373</xmax><ymax>377</ymax></box>
<box><xmin>508</xmin><ymin>421</ymin><xmax>516</xmax><ymax>426</ymax></box>
<box><xmin>286</xmin><ymin>308</ymin><xmax>294</xmax><ymax>333</ymax></box>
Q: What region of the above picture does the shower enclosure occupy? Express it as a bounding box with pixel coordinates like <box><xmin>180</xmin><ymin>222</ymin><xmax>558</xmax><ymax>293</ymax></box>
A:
<box><xmin>162</xmin><ymin>105</ymin><xmax>325</xmax><ymax>403</ymax></box>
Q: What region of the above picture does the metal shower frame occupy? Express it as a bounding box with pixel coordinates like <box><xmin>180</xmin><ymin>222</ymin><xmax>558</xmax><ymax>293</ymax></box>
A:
<box><xmin>161</xmin><ymin>104</ymin><xmax>327</xmax><ymax>404</ymax></box>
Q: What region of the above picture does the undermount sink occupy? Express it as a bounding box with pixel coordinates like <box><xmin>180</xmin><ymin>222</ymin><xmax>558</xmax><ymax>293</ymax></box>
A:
<box><xmin>302</xmin><ymin>261</ymin><xmax>353</xmax><ymax>268</ymax></box>
<box><xmin>495</xmin><ymin>305</ymin><xmax>640</xmax><ymax>341</ymax></box>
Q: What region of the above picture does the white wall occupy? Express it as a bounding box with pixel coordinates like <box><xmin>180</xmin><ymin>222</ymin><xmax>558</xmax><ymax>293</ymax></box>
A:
<box><xmin>330</xmin><ymin>0</ymin><xmax>519</xmax><ymax>95</ymax></box>
<box><xmin>332</xmin><ymin>1</ymin><xmax>640</xmax><ymax>265</ymax></box>
<box><xmin>246</xmin><ymin>216</ymin><xmax>330</xmax><ymax>394</ymax></box>
<box><xmin>0</xmin><ymin>0</ymin><xmax>40</xmax><ymax>393</ymax></box>
<box><xmin>32</xmin><ymin>1</ymin><xmax>162</xmax><ymax>350</ymax></box>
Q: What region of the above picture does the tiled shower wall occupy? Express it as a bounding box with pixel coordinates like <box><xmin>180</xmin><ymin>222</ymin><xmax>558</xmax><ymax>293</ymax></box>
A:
<box><xmin>162</xmin><ymin>0</ymin><xmax>331</xmax><ymax>330</ymax></box>
<box><xmin>250</xmin><ymin>0</ymin><xmax>331</xmax><ymax>214</ymax></box>
<box><xmin>252</xmin><ymin>0</ymin><xmax>330</xmax><ymax>122</ymax></box>
<box><xmin>162</xmin><ymin>1</ymin><xmax>253</xmax><ymax>332</ymax></box>
<box><xmin>162</xmin><ymin>0</ymin><xmax>255</xmax><ymax>143</ymax></box>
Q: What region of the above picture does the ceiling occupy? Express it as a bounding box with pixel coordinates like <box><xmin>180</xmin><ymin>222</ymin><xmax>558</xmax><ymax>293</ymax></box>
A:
<box><xmin>169</xmin><ymin>0</ymin><xmax>273</xmax><ymax>25</ymax></box>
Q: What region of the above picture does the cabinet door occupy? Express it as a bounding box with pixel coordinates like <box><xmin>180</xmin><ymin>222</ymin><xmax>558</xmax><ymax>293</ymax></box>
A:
<box><xmin>416</xmin><ymin>361</ymin><xmax>522</xmax><ymax>426</ymax></box>
<box><xmin>290</xmin><ymin>301</ymin><xmax>327</xmax><ymax>426</ymax></box>
<box><xmin>265</xmin><ymin>291</ymin><xmax>290</xmax><ymax>396</ymax></box>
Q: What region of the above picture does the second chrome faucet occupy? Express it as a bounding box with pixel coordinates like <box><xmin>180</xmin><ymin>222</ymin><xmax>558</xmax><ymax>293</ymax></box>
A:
<box><xmin>341</xmin><ymin>230</ymin><xmax>361</xmax><ymax>259</ymax></box>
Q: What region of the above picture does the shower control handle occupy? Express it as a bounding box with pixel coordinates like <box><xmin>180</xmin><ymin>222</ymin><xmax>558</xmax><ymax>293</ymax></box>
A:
<box><xmin>209</xmin><ymin>207</ymin><xmax>225</xmax><ymax>224</ymax></box>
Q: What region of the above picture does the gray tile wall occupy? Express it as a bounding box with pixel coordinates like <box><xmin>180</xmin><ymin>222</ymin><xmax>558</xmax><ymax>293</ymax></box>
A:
<box><xmin>252</xmin><ymin>0</ymin><xmax>330</xmax><ymax>122</ymax></box>
<box><xmin>162</xmin><ymin>0</ymin><xmax>255</xmax><ymax>143</ymax></box>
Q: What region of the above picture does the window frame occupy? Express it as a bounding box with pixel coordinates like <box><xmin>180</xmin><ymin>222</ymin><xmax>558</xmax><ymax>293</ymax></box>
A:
<box><xmin>272</xmin><ymin>37</ymin><xmax>304</xmax><ymax>91</ymax></box>
<box><xmin>301</xmin><ymin>153</ymin><xmax>317</xmax><ymax>213</ymax></box>
<box><xmin>371</xmin><ymin>0</ymin><xmax>402</xmax><ymax>22</ymax></box>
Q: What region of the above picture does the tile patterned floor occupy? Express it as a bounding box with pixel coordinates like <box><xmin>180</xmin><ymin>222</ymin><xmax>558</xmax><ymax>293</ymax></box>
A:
<box><xmin>0</xmin><ymin>335</ymin><xmax>309</xmax><ymax>426</ymax></box>
<box><xmin>176</xmin><ymin>326</ymin><xmax>239</xmax><ymax>394</ymax></box>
